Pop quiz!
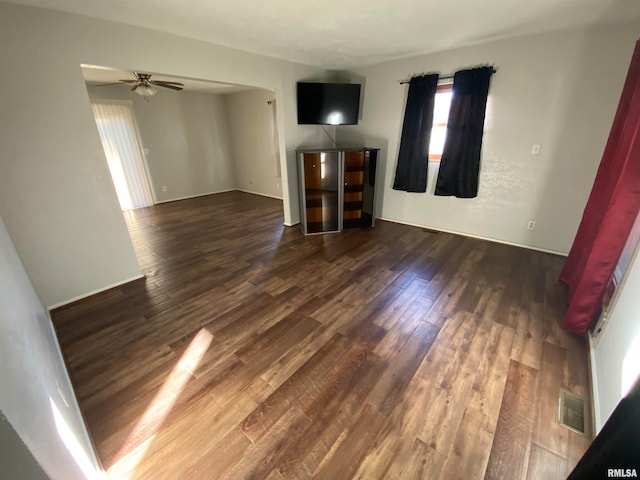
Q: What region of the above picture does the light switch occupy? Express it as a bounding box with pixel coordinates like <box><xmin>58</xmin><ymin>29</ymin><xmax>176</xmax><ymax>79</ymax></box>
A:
<box><xmin>531</xmin><ymin>144</ymin><xmax>541</xmax><ymax>155</ymax></box>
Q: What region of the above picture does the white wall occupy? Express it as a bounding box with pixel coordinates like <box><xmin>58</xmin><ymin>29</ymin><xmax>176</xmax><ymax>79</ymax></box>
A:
<box><xmin>0</xmin><ymin>2</ymin><xmax>329</xmax><ymax>308</ymax></box>
<box><xmin>0</xmin><ymin>411</ymin><xmax>48</xmax><ymax>480</ymax></box>
<box><xmin>591</xmin><ymin>241</ymin><xmax>640</xmax><ymax>432</ymax></box>
<box><xmin>88</xmin><ymin>85</ymin><xmax>236</xmax><ymax>202</ymax></box>
<box><xmin>133</xmin><ymin>90</ymin><xmax>236</xmax><ymax>202</ymax></box>
<box><xmin>225</xmin><ymin>89</ymin><xmax>283</xmax><ymax>199</ymax></box>
<box><xmin>340</xmin><ymin>21</ymin><xmax>640</xmax><ymax>254</ymax></box>
<box><xmin>0</xmin><ymin>214</ymin><xmax>104</xmax><ymax>480</ymax></box>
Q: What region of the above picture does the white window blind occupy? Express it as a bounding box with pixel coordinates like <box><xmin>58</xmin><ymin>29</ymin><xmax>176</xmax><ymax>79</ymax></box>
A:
<box><xmin>91</xmin><ymin>102</ymin><xmax>154</xmax><ymax>210</ymax></box>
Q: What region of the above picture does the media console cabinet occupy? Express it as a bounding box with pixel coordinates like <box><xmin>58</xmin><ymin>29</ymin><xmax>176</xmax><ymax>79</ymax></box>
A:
<box><xmin>296</xmin><ymin>147</ymin><xmax>379</xmax><ymax>235</ymax></box>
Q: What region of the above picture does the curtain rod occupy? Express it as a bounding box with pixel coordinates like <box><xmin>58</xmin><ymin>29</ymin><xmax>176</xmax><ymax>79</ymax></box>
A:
<box><xmin>400</xmin><ymin>74</ymin><xmax>452</xmax><ymax>84</ymax></box>
<box><xmin>399</xmin><ymin>68</ymin><xmax>496</xmax><ymax>84</ymax></box>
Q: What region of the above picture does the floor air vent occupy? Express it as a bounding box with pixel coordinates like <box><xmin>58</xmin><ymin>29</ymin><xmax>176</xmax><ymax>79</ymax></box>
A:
<box><xmin>558</xmin><ymin>388</ymin><xmax>586</xmax><ymax>435</ymax></box>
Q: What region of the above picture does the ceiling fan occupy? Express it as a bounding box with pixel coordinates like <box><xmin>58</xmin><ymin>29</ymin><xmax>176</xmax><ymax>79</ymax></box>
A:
<box><xmin>99</xmin><ymin>72</ymin><xmax>184</xmax><ymax>99</ymax></box>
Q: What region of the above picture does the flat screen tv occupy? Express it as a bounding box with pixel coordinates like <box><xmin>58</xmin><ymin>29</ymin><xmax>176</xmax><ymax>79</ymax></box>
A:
<box><xmin>297</xmin><ymin>82</ymin><xmax>361</xmax><ymax>125</ymax></box>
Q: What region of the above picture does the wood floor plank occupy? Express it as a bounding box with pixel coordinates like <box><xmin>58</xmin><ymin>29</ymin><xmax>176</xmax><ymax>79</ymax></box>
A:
<box><xmin>372</xmin><ymin>278</ymin><xmax>428</xmax><ymax>330</ymax></box>
<box><xmin>525</xmin><ymin>442</ymin><xmax>568</xmax><ymax>480</ymax></box>
<box><xmin>374</xmin><ymin>294</ymin><xmax>434</xmax><ymax>359</ymax></box>
<box><xmin>275</xmin><ymin>349</ymin><xmax>386</xmax><ymax>479</ymax></box>
<box><xmin>259</xmin><ymin>323</ymin><xmax>338</xmax><ymax>389</ymax></box>
<box><xmin>416</xmin><ymin>348</ymin><xmax>479</xmax><ymax>462</ymax></box>
<box><xmin>48</xmin><ymin>191</ymin><xmax>592</xmax><ymax>479</ymax></box>
<box><xmin>366</xmin><ymin>320</ymin><xmax>439</xmax><ymax>416</ymax></box>
<box><xmin>510</xmin><ymin>307</ymin><xmax>545</xmax><ymax>371</ymax></box>
<box><xmin>234</xmin><ymin>313</ymin><xmax>321</xmax><ymax>365</ymax></box>
<box><xmin>353</xmin><ymin>373</ymin><xmax>435</xmax><ymax>479</ymax></box>
<box><xmin>532</xmin><ymin>341</ymin><xmax>569</xmax><ymax>458</ymax></box>
<box><xmin>439</xmin><ymin>408</ymin><xmax>495</xmax><ymax>480</ymax></box>
<box><xmin>112</xmin><ymin>377</ymin><xmax>271</xmax><ymax>479</ymax></box>
<box><xmin>401</xmin><ymin>438</ymin><xmax>442</xmax><ymax>480</ymax></box>
<box><xmin>386</xmin><ymin>437</ymin><xmax>444</xmax><ymax>480</ymax></box>
<box><xmin>225</xmin><ymin>407</ymin><xmax>312</xmax><ymax>480</ymax></box>
<box><xmin>297</xmin><ymin>343</ymin><xmax>382</xmax><ymax>419</ymax></box>
<box><xmin>262</xmin><ymin>332</ymin><xmax>352</xmax><ymax>397</ymax></box>
<box><xmin>469</xmin><ymin>322</ymin><xmax>515</xmax><ymax>423</ymax></box>
<box><xmin>311</xmin><ymin>403</ymin><xmax>387</xmax><ymax>480</ymax></box>
<box><xmin>350</xmin><ymin>415</ymin><xmax>409</xmax><ymax>479</ymax></box>
<box><xmin>178</xmin><ymin>426</ymin><xmax>252</xmax><ymax>479</ymax></box>
<box><xmin>240</xmin><ymin>383</ymin><xmax>292</xmax><ymax>444</ymax></box>
<box><xmin>484</xmin><ymin>360</ymin><xmax>539</xmax><ymax>480</ymax></box>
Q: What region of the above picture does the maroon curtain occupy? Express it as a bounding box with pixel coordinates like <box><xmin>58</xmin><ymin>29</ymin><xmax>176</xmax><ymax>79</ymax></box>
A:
<box><xmin>560</xmin><ymin>39</ymin><xmax>640</xmax><ymax>335</ymax></box>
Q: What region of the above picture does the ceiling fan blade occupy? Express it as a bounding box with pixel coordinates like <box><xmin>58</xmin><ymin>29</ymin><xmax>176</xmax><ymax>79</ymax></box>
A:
<box><xmin>151</xmin><ymin>80</ymin><xmax>184</xmax><ymax>86</ymax></box>
<box><xmin>152</xmin><ymin>80</ymin><xmax>184</xmax><ymax>87</ymax></box>
<box><xmin>153</xmin><ymin>82</ymin><xmax>184</xmax><ymax>91</ymax></box>
<box><xmin>119</xmin><ymin>79</ymin><xmax>137</xmax><ymax>84</ymax></box>
<box><xmin>92</xmin><ymin>82</ymin><xmax>122</xmax><ymax>87</ymax></box>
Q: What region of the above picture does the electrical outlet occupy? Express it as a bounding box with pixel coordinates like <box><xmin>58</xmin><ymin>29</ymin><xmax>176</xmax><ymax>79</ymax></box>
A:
<box><xmin>527</xmin><ymin>220</ymin><xmax>536</xmax><ymax>230</ymax></box>
<box><xmin>531</xmin><ymin>144</ymin><xmax>541</xmax><ymax>155</ymax></box>
<box><xmin>249</xmin><ymin>180</ymin><xmax>253</xmax><ymax>185</ymax></box>
<box><xmin>276</xmin><ymin>181</ymin><xmax>280</xmax><ymax>189</ymax></box>
<box><xmin>162</xmin><ymin>185</ymin><xmax>167</xmax><ymax>192</ymax></box>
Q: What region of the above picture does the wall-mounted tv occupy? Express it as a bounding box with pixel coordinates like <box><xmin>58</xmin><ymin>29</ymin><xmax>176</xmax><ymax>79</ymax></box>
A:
<box><xmin>297</xmin><ymin>82</ymin><xmax>361</xmax><ymax>125</ymax></box>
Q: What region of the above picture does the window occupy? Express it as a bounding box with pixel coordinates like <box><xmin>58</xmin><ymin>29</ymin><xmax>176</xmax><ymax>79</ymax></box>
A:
<box><xmin>613</xmin><ymin>207</ymin><xmax>640</xmax><ymax>285</ymax></box>
<box><xmin>428</xmin><ymin>83</ymin><xmax>453</xmax><ymax>161</ymax></box>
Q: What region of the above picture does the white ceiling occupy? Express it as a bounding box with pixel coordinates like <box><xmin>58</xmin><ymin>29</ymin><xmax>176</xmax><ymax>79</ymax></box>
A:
<box><xmin>9</xmin><ymin>0</ymin><xmax>640</xmax><ymax>69</ymax></box>
<box><xmin>81</xmin><ymin>65</ymin><xmax>256</xmax><ymax>95</ymax></box>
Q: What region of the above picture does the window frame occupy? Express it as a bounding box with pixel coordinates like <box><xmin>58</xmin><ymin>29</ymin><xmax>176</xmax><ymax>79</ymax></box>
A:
<box><xmin>428</xmin><ymin>82</ymin><xmax>453</xmax><ymax>162</ymax></box>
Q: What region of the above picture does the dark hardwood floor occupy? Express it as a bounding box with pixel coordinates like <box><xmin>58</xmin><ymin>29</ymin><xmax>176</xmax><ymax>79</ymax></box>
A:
<box><xmin>51</xmin><ymin>191</ymin><xmax>592</xmax><ymax>479</ymax></box>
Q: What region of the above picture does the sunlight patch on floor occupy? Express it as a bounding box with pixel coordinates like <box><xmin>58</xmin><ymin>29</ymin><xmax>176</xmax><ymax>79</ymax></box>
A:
<box><xmin>108</xmin><ymin>328</ymin><xmax>213</xmax><ymax>478</ymax></box>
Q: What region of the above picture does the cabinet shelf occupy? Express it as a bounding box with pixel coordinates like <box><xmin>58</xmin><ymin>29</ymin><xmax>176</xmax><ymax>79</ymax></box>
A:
<box><xmin>344</xmin><ymin>201</ymin><xmax>364</xmax><ymax>211</ymax></box>
<box><xmin>344</xmin><ymin>185</ymin><xmax>364</xmax><ymax>193</ymax></box>
<box><xmin>305</xmin><ymin>191</ymin><xmax>339</xmax><ymax>209</ymax></box>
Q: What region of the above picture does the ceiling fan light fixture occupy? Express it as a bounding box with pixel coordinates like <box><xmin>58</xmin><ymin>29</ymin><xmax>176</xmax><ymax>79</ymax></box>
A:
<box><xmin>135</xmin><ymin>84</ymin><xmax>158</xmax><ymax>97</ymax></box>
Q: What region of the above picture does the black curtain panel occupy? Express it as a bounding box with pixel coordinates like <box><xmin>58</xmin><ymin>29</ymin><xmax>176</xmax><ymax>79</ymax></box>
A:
<box><xmin>567</xmin><ymin>376</ymin><xmax>640</xmax><ymax>479</ymax></box>
<box><xmin>435</xmin><ymin>66</ymin><xmax>494</xmax><ymax>198</ymax></box>
<box><xmin>393</xmin><ymin>74</ymin><xmax>439</xmax><ymax>192</ymax></box>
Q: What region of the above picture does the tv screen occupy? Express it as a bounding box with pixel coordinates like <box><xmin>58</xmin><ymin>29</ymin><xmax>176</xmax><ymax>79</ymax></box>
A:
<box><xmin>297</xmin><ymin>82</ymin><xmax>361</xmax><ymax>125</ymax></box>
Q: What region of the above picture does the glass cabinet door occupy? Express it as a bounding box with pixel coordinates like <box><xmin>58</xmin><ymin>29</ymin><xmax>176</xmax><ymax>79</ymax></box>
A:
<box><xmin>343</xmin><ymin>150</ymin><xmax>365</xmax><ymax>228</ymax></box>
<box><xmin>301</xmin><ymin>151</ymin><xmax>341</xmax><ymax>233</ymax></box>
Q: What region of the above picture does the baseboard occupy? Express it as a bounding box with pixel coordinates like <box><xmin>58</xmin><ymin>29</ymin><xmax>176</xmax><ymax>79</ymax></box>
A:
<box><xmin>154</xmin><ymin>189</ymin><xmax>236</xmax><ymax>204</ymax></box>
<box><xmin>377</xmin><ymin>216</ymin><xmax>568</xmax><ymax>256</ymax></box>
<box><xmin>284</xmin><ymin>221</ymin><xmax>300</xmax><ymax>227</ymax></box>
<box><xmin>47</xmin><ymin>274</ymin><xmax>145</xmax><ymax>312</ymax></box>
<box><xmin>588</xmin><ymin>333</ymin><xmax>602</xmax><ymax>434</ymax></box>
<box><xmin>235</xmin><ymin>189</ymin><xmax>283</xmax><ymax>201</ymax></box>
<box><xmin>153</xmin><ymin>189</ymin><xmax>283</xmax><ymax>205</ymax></box>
